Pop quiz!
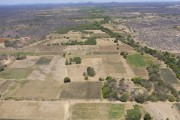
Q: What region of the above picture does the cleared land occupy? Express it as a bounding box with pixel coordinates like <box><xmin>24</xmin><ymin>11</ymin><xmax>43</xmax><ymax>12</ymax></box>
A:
<box><xmin>0</xmin><ymin>80</ymin><xmax>14</xmax><ymax>97</ymax></box>
<box><xmin>0</xmin><ymin>101</ymin><xmax>68</xmax><ymax>120</ymax></box>
<box><xmin>71</xmin><ymin>103</ymin><xmax>125</xmax><ymax>120</ymax></box>
<box><xmin>143</xmin><ymin>102</ymin><xmax>180</xmax><ymax>120</ymax></box>
<box><xmin>60</xmin><ymin>82</ymin><xmax>102</xmax><ymax>99</ymax></box>
<box><xmin>5</xmin><ymin>80</ymin><xmax>62</xmax><ymax>100</ymax></box>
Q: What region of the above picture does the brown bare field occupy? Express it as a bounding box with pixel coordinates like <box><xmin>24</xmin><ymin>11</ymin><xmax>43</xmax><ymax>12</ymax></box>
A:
<box><xmin>66</xmin><ymin>57</ymin><xmax>106</xmax><ymax>81</ymax></box>
<box><xmin>143</xmin><ymin>102</ymin><xmax>180</xmax><ymax>120</ymax></box>
<box><xmin>132</xmin><ymin>67</ymin><xmax>148</xmax><ymax>79</ymax></box>
<box><xmin>0</xmin><ymin>80</ymin><xmax>14</xmax><ymax>97</ymax></box>
<box><xmin>0</xmin><ymin>101</ymin><xmax>68</xmax><ymax>120</ymax></box>
<box><xmin>5</xmin><ymin>80</ymin><xmax>62</xmax><ymax>100</ymax></box>
<box><xmin>0</xmin><ymin>38</ymin><xmax>7</xmax><ymax>43</ymax></box>
<box><xmin>60</xmin><ymin>82</ymin><xmax>102</xmax><ymax>99</ymax></box>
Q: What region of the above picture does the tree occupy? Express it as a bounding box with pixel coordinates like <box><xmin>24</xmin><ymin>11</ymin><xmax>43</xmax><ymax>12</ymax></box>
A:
<box><xmin>144</xmin><ymin>113</ymin><xmax>152</xmax><ymax>120</ymax></box>
<box><xmin>64</xmin><ymin>77</ymin><xmax>71</xmax><ymax>83</ymax></box>
<box><xmin>73</xmin><ymin>57</ymin><xmax>82</xmax><ymax>64</ymax></box>
<box><xmin>126</xmin><ymin>105</ymin><xmax>141</xmax><ymax>120</ymax></box>
<box><xmin>65</xmin><ymin>60</ymin><xmax>69</xmax><ymax>65</ymax></box>
<box><xmin>87</xmin><ymin>67</ymin><xmax>96</xmax><ymax>77</ymax></box>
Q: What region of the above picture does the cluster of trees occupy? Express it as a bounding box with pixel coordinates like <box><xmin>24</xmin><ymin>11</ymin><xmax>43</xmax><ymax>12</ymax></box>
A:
<box><xmin>14</xmin><ymin>54</ymin><xmax>27</xmax><ymax>60</ymax></box>
<box><xmin>120</xmin><ymin>51</ymin><xmax>128</xmax><ymax>59</ymax></box>
<box><xmin>126</xmin><ymin>105</ymin><xmax>152</xmax><ymax>120</ymax></box>
<box><xmin>62</xmin><ymin>37</ymin><xmax>97</xmax><ymax>46</ymax></box>
<box><xmin>65</xmin><ymin>57</ymin><xmax>82</xmax><ymax>65</ymax></box>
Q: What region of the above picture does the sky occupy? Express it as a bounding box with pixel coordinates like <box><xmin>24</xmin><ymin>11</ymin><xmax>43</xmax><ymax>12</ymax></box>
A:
<box><xmin>0</xmin><ymin>0</ymin><xmax>179</xmax><ymax>5</ymax></box>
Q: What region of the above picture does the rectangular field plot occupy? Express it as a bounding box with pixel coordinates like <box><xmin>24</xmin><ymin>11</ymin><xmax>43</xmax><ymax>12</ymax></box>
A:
<box><xmin>132</xmin><ymin>67</ymin><xmax>148</xmax><ymax>79</ymax></box>
<box><xmin>71</xmin><ymin>103</ymin><xmax>125</xmax><ymax>120</ymax></box>
<box><xmin>0</xmin><ymin>101</ymin><xmax>67</xmax><ymax>120</ymax></box>
<box><xmin>0</xmin><ymin>68</ymin><xmax>32</xmax><ymax>80</ymax></box>
<box><xmin>160</xmin><ymin>68</ymin><xmax>178</xmax><ymax>84</ymax></box>
<box><xmin>35</xmin><ymin>56</ymin><xmax>53</xmax><ymax>65</ymax></box>
<box><xmin>93</xmin><ymin>51</ymin><xmax>118</xmax><ymax>55</ymax></box>
<box><xmin>5</xmin><ymin>80</ymin><xmax>62</xmax><ymax>100</ymax></box>
<box><xmin>0</xmin><ymin>80</ymin><xmax>14</xmax><ymax>96</ymax></box>
<box><xmin>60</xmin><ymin>82</ymin><xmax>102</xmax><ymax>99</ymax></box>
<box><xmin>127</xmin><ymin>54</ymin><xmax>147</xmax><ymax>67</ymax></box>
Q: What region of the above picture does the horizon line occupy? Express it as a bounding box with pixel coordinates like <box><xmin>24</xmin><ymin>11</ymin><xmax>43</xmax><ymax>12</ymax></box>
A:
<box><xmin>0</xmin><ymin>1</ymin><xmax>180</xmax><ymax>6</ymax></box>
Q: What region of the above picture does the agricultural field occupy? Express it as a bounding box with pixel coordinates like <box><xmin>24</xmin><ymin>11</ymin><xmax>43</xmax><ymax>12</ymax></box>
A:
<box><xmin>71</xmin><ymin>103</ymin><xmax>125</xmax><ymax>120</ymax></box>
<box><xmin>0</xmin><ymin>80</ymin><xmax>14</xmax><ymax>97</ymax></box>
<box><xmin>0</xmin><ymin>101</ymin><xmax>68</xmax><ymax>120</ymax></box>
<box><xmin>127</xmin><ymin>54</ymin><xmax>147</xmax><ymax>67</ymax></box>
<box><xmin>5</xmin><ymin>80</ymin><xmax>62</xmax><ymax>100</ymax></box>
<box><xmin>0</xmin><ymin>68</ymin><xmax>33</xmax><ymax>80</ymax></box>
<box><xmin>160</xmin><ymin>68</ymin><xmax>179</xmax><ymax>84</ymax></box>
<box><xmin>60</xmin><ymin>82</ymin><xmax>102</xmax><ymax>99</ymax></box>
<box><xmin>35</xmin><ymin>56</ymin><xmax>54</xmax><ymax>65</ymax></box>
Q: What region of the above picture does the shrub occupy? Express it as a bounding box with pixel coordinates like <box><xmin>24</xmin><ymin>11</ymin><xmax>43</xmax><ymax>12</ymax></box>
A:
<box><xmin>87</xmin><ymin>67</ymin><xmax>96</xmax><ymax>77</ymax></box>
<box><xmin>106</xmin><ymin>76</ymin><xmax>113</xmax><ymax>81</ymax></box>
<box><xmin>120</xmin><ymin>92</ymin><xmax>130</xmax><ymax>102</ymax></box>
<box><xmin>84</xmin><ymin>76</ymin><xmax>88</xmax><ymax>80</ymax></box>
<box><xmin>65</xmin><ymin>60</ymin><xmax>69</xmax><ymax>65</ymax></box>
<box><xmin>64</xmin><ymin>77</ymin><xmax>71</xmax><ymax>83</ymax></box>
<box><xmin>144</xmin><ymin>113</ymin><xmax>152</xmax><ymax>120</ymax></box>
<box><xmin>73</xmin><ymin>57</ymin><xmax>82</xmax><ymax>64</ymax></box>
<box><xmin>99</xmin><ymin>77</ymin><xmax>104</xmax><ymax>81</ymax></box>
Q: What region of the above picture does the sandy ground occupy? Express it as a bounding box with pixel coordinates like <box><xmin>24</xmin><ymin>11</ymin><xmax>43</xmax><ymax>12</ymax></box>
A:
<box><xmin>143</xmin><ymin>102</ymin><xmax>180</xmax><ymax>120</ymax></box>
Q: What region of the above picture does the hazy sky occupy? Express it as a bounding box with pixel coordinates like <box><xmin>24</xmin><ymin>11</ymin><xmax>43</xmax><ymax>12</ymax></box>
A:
<box><xmin>0</xmin><ymin>0</ymin><xmax>179</xmax><ymax>5</ymax></box>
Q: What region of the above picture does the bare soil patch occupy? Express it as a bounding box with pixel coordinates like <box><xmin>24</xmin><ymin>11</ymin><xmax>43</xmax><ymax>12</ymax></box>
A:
<box><xmin>143</xmin><ymin>102</ymin><xmax>180</xmax><ymax>120</ymax></box>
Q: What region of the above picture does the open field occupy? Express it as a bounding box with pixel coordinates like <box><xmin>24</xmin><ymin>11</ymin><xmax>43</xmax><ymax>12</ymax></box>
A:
<box><xmin>127</xmin><ymin>54</ymin><xmax>147</xmax><ymax>67</ymax></box>
<box><xmin>0</xmin><ymin>68</ymin><xmax>33</xmax><ymax>80</ymax></box>
<box><xmin>160</xmin><ymin>68</ymin><xmax>178</xmax><ymax>84</ymax></box>
<box><xmin>0</xmin><ymin>101</ymin><xmax>68</xmax><ymax>120</ymax></box>
<box><xmin>60</xmin><ymin>82</ymin><xmax>102</xmax><ymax>99</ymax></box>
<box><xmin>5</xmin><ymin>80</ymin><xmax>62</xmax><ymax>100</ymax></box>
<box><xmin>9</xmin><ymin>56</ymin><xmax>38</xmax><ymax>68</ymax></box>
<box><xmin>71</xmin><ymin>103</ymin><xmax>125</xmax><ymax>120</ymax></box>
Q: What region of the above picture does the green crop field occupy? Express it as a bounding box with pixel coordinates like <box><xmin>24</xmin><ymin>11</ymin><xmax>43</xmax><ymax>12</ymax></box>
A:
<box><xmin>72</xmin><ymin>103</ymin><xmax>125</xmax><ymax>120</ymax></box>
<box><xmin>160</xmin><ymin>68</ymin><xmax>178</xmax><ymax>84</ymax></box>
<box><xmin>0</xmin><ymin>68</ymin><xmax>32</xmax><ymax>80</ymax></box>
<box><xmin>127</xmin><ymin>54</ymin><xmax>147</xmax><ymax>67</ymax></box>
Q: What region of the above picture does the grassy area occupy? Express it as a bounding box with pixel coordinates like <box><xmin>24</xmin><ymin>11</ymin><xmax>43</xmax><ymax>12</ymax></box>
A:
<box><xmin>127</xmin><ymin>54</ymin><xmax>147</xmax><ymax>67</ymax></box>
<box><xmin>35</xmin><ymin>56</ymin><xmax>53</xmax><ymax>65</ymax></box>
<box><xmin>72</xmin><ymin>103</ymin><xmax>125</xmax><ymax>120</ymax></box>
<box><xmin>0</xmin><ymin>68</ymin><xmax>32</xmax><ymax>80</ymax></box>
<box><xmin>160</xmin><ymin>68</ymin><xmax>178</xmax><ymax>84</ymax></box>
<box><xmin>0</xmin><ymin>51</ymin><xmax>37</xmax><ymax>56</ymax></box>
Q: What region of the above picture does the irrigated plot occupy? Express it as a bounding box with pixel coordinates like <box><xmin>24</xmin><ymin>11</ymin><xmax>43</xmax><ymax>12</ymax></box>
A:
<box><xmin>35</xmin><ymin>56</ymin><xmax>54</xmax><ymax>65</ymax></box>
<box><xmin>5</xmin><ymin>80</ymin><xmax>62</xmax><ymax>100</ymax></box>
<box><xmin>0</xmin><ymin>68</ymin><xmax>33</xmax><ymax>80</ymax></box>
<box><xmin>60</xmin><ymin>82</ymin><xmax>102</xmax><ymax>99</ymax></box>
<box><xmin>0</xmin><ymin>101</ymin><xmax>68</xmax><ymax>120</ymax></box>
<box><xmin>127</xmin><ymin>54</ymin><xmax>147</xmax><ymax>67</ymax></box>
<box><xmin>71</xmin><ymin>103</ymin><xmax>125</xmax><ymax>120</ymax></box>
<box><xmin>160</xmin><ymin>68</ymin><xmax>178</xmax><ymax>84</ymax></box>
